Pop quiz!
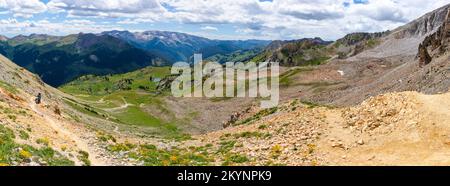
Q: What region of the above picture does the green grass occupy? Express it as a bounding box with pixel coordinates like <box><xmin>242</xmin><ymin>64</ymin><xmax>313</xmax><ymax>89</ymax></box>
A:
<box><xmin>0</xmin><ymin>125</ymin><xmax>74</xmax><ymax>166</ymax></box>
<box><xmin>0</xmin><ymin>81</ymin><xmax>18</xmax><ymax>94</ymax></box>
<box><xmin>59</xmin><ymin>66</ymin><xmax>199</xmax><ymax>140</ymax></box>
<box><xmin>303</xmin><ymin>56</ymin><xmax>331</xmax><ymax>66</ymax></box>
<box><xmin>217</xmin><ymin>140</ymin><xmax>237</xmax><ymax>154</ymax></box>
<box><xmin>60</xmin><ymin>66</ymin><xmax>171</xmax><ymax>96</ymax></box>
<box><xmin>110</xmin><ymin>143</ymin><xmax>214</xmax><ymax>166</ymax></box>
<box><xmin>235</xmin><ymin>107</ymin><xmax>278</xmax><ymax>126</ymax></box>
<box><xmin>78</xmin><ymin>151</ymin><xmax>91</xmax><ymax>166</ymax></box>
<box><xmin>18</xmin><ymin>130</ymin><xmax>30</xmax><ymax>140</ymax></box>
<box><xmin>115</xmin><ymin>106</ymin><xmax>162</xmax><ymax>126</ymax></box>
<box><xmin>222</xmin><ymin>153</ymin><xmax>249</xmax><ymax>165</ymax></box>
<box><xmin>279</xmin><ymin>67</ymin><xmax>313</xmax><ymax>86</ymax></box>
<box><xmin>7</xmin><ymin>36</ymin><xmax>62</xmax><ymax>47</ymax></box>
<box><xmin>62</xmin><ymin>77</ymin><xmax>190</xmax><ymax>140</ymax></box>
<box><xmin>207</xmin><ymin>48</ymin><xmax>263</xmax><ymax>63</ymax></box>
<box><xmin>63</xmin><ymin>99</ymin><xmax>110</xmax><ymax>120</ymax></box>
<box><xmin>97</xmin><ymin>131</ymin><xmax>117</xmax><ymax>143</ymax></box>
<box><xmin>294</xmin><ymin>81</ymin><xmax>342</xmax><ymax>93</ymax></box>
<box><xmin>301</xmin><ymin>101</ymin><xmax>321</xmax><ymax>108</ymax></box>
<box><xmin>250</xmin><ymin>51</ymin><xmax>271</xmax><ymax>63</ymax></box>
<box><xmin>232</xmin><ymin>131</ymin><xmax>270</xmax><ymax>139</ymax></box>
<box><xmin>108</xmin><ymin>140</ymin><xmax>252</xmax><ymax>166</ymax></box>
<box><xmin>365</xmin><ymin>38</ymin><xmax>380</xmax><ymax>48</ymax></box>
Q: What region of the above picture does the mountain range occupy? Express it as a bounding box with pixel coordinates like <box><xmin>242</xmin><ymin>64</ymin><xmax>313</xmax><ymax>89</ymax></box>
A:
<box><xmin>0</xmin><ymin>31</ymin><xmax>270</xmax><ymax>86</ymax></box>
<box><xmin>0</xmin><ymin>28</ymin><xmax>396</xmax><ymax>87</ymax></box>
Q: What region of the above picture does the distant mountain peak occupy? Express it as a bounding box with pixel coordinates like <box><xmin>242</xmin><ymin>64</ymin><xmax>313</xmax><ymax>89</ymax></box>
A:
<box><xmin>102</xmin><ymin>30</ymin><xmax>270</xmax><ymax>62</ymax></box>
<box><xmin>0</xmin><ymin>35</ymin><xmax>8</xmax><ymax>42</ymax></box>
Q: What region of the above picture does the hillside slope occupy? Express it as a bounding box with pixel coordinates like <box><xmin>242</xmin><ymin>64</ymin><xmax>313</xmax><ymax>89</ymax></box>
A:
<box><xmin>103</xmin><ymin>30</ymin><xmax>270</xmax><ymax>62</ymax></box>
<box><xmin>356</xmin><ymin>3</ymin><xmax>450</xmax><ymax>58</ymax></box>
<box><xmin>92</xmin><ymin>90</ymin><xmax>450</xmax><ymax>166</ymax></box>
<box><xmin>187</xmin><ymin>91</ymin><xmax>450</xmax><ymax>165</ymax></box>
<box><xmin>0</xmin><ymin>33</ymin><xmax>168</xmax><ymax>87</ymax></box>
<box><xmin>251</xmin><ymin>38</ymin><xmax>333</xmax><ymax>66</ymax></box>
<box><xmin>0</xmin><ymin>54</ymin><xmax>143</xmax><ymax>166</ymax></box>
<box><xmin>269</xmin><ymin>4</ymin><xmax>450</xmax><ymax>107</ymax></box>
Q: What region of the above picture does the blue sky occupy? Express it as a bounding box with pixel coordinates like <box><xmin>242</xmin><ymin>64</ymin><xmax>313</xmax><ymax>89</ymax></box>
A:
<box><xmin>0</xmin><ymin>0</ymin><xmax>448</xmax><ymax>40</ymax></box>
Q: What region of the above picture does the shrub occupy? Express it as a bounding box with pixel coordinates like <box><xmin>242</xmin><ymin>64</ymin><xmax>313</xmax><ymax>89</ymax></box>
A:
<box><xmin>36</xmin><ymin>138</ymin><xmax>50</xmax><ymax>146</ymax></box>
<box><xmin>78</xmin><ymin>151</ymin><xmax>91</xmax><ymax>166</ymax></box>
<box><xmin>19</xmin><ymin>149</ymin><xmax>32</xmax><ymax>159</ymax></box>
<box><xmin>54</xmin><ymin>106</ymin><xmax>61</xmax><ymax>116</ymax></box>
<box><xmin>19</xmin><ymin>130</ymin><xmax>30</xmax><ymax>140</ymax></box>
<box><xmin>271</xmin><ymin>145</ymin><xmax>283</xmax><ymax>159</ymax></box>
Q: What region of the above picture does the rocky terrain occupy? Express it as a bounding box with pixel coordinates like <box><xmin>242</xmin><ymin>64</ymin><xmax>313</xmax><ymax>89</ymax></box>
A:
<box><xmin>331</xmin><ymin>31</ymin><xmax>390</xmax><ymax>59</ymax></box>
<box><xmin>185</xmin><ymin>91</ymin><xmax>449</xmax><ymax>165</ymax></box>
<box><xmin>0</xmin><ymin>54</ymin><xmax>154</xmax><ymax>166</ymax></box>
<box><xmin>270</xmin><ymin>4</ymin><xmax>450</xmax><ymax>107</ymax></box>
<box><xmin>419</xmin><ymin>8</ymin><xmax>450</xmax><ymax>66</ymax></box>
<box><xmin>252</xmin><ymin>37</ymin><xmax>333</xmax><ymax>66</ymax></box>
<box><xmin>0</xmin><ymin>4</ymin><xmax>449</xmax><ymax>166</ymax></box>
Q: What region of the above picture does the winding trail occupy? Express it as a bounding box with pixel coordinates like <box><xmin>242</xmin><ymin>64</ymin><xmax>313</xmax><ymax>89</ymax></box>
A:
<box><xmin>29</xmin><ymin>99</ymin><xmax>107</xmax><ymax>166</ymax></box>
<box><xmin>104</xmin><ymin>97</ymin><xmax>134</xmax><ymax>112</ymax></box>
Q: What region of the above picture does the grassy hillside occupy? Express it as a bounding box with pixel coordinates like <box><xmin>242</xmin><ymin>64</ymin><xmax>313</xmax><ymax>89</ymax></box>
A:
<box><xmin>60</xmin><ymin>67</ymin><xmax>171</xmax><ymax>96</ymax></box>
<box><xmin>206</xmin><ymin>48</ymin><xmax>263</xmax><ymax>63</ymax></box>
<box><xmin>250</xmin><ymin>38</ymin><xmax>333</xmax><ymax>66</ymax></box>
<box><xmin>59</xmin><ymin>67</ymin><xmax>192</xmax><ymax>140</ymax></box>
<box><xmin>0</xmin><ymin>124</ymin><xmax>74</xmax><ymax>166</ymax></box>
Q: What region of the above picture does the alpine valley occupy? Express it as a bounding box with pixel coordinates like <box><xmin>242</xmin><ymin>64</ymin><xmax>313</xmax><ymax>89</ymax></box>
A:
<box><xmin>0</xmin><ymin>2</ymin><xmax>449</xmax><ymax>167</ymax></box>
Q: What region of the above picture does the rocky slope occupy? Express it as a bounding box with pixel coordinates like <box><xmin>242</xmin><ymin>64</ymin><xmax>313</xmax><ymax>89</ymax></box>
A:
<box><xmin>0</xmin><ymin>54</ymin><xmax>147</xmax><ymax>166</ymax></box>
<box><xmin>176</xmin><ymin>91</ymin><xmax>449</xmax><ymax>166</ymax></box>
<box><xmin>356</xmin><ymin>4</ymin><xmax>450</xmax><ymax>58</ymax></box>
<box><xmin>101</xmin><ymin>90</ymin><xmax>450</xmax><ymax>166</ymax></box>
<box><xmin>276</xmin><ymin>4</ymin><xmax>450</xmax><ymax>107</ymax></box>
<box><xmin>0</xmin><ymin>3</ymin><xmax>449</xmax><ymax>167</ymax></box>
<box><xmin>330</xmin><ymin>31</ymin><xmax>390</xmax><ymax>59</ymax></box>
<box><xmin>252</xmin><ymin>37</ymin><xmax>333</xmax><ymax>66</ymax></box>
<box><xmin>418</xmin><ymin>8</ymin><xmax>450</xmax><ymax>66</ymax></box>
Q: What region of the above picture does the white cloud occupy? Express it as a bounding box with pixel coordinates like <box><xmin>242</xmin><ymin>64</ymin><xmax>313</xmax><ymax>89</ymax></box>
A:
<box><xmin>0</xmin><ymin>0</ymin><xmax>47</xmax><ymax>18</ymax></box>
<box><xmin>0</xmin><ymin>0</ymin><xmax>449</xmax><ymax>40</ymax></box>
<box><xmin>47</xmin><ymin>0</ymin><xmax>165</xmax><ymax>18</ymax></box>
<box><xmin>277</xmin><ymin>0</ymin><xmax>345</xmax><ymax>21</ymax></box>
<box><xmin>0</xmin><ymin>18</ymin><xmax>123</xmax><ymax>36</ymax></box>
<box><xmin>200</xmin><ymin>26</ymin><xmax>218</xmax><ymax>31</ymax></box>
<box><xmin>155</xmin><ymin>0</ymin><xmax>450</xmax><ymax>40</ymax></box>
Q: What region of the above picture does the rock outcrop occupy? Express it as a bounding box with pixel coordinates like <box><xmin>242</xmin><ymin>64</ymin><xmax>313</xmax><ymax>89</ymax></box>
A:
<box><xmin>156</xmin><ymin>74</ymin><xmax>179</xmax><ymax>92</ymax></box>
<box><xmin>395</xmin><ymin>4</ymin><xmax>450</xmax><ymax>39</ymax></box>
<box><xmin>418</xmin><ymin>43</ymin><xmax>432</xmax><ymax>67</ymax></box>
<box><xmin>418</xmin><ymin>8</ymin><xmax>450</xmax><ymax>67</ymax></box>
<box><xmin>333</xmin><ymin>32</ymin><xmax>389</xmax><ymax>58</ymax></box>
<box><xmin>257</xmin><ymin>38</ymin><xmax>333</xmax><ymax>66</ymax></box>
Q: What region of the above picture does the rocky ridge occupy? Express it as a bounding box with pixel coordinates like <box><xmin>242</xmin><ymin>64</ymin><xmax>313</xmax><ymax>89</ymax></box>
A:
<box><xmin>419</xmin><ymin>8</ymin><xmax>450</xmax><ymax>67</ymax></box>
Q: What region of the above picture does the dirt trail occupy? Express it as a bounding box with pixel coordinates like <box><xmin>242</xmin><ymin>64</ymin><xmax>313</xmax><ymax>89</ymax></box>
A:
<box><xmin>319</xmin><ymin>92</ymin><xmax>450</xmax><ymax>165</ymax></box>
<box><xmin>104</xmin><ymin>97</ymin><xmax>134</xmax><ymax>112</ymax></box>
<box><xmin>417</xmin><ymin>93</ymin><xmax>450</xmax><ymax>119</ymax></box>
<box><xmin>29</xmin><ymin>99</ymin><xmax>108</xmax><ymax>166</ymax></box>
<box><xmin>195</xmin><ymin>91</ymin><xmax>450</xmax><ymax>165</ymax></box>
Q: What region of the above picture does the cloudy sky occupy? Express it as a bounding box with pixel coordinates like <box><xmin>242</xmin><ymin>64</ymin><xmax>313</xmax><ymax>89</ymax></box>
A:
<box><xmin>0</xmin><ymin>0</ymin><xmax>448</xmax><ymax>40</ymax></box>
